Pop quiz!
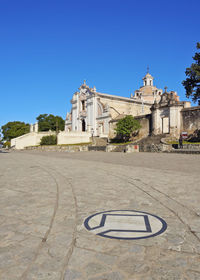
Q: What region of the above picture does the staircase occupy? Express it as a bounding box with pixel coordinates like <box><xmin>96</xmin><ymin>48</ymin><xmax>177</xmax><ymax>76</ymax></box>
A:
<box><xmin>135</xmin><ymin>134</ymin><xmax>167</xmax><ymax>152</ymax></box>
<box><xmin>92</xmin><ymin>137</ymin><xmax>108</xmax><ymax>146</ymax></box>
<box><xmin>88</xmin><ymin>137</ymin><xmax>108</xmax><ymax>152</ymax></box>
<box><xmin>136</xmin><ymin>134</ymin><xmax>167</xmax><ymax>145</ymax></box>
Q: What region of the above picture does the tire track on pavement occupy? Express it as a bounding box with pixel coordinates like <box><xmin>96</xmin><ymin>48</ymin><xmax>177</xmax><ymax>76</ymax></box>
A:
<box><xmin>47</xmin><ymin>167</ymin><xmax>78</xmax><ymax>280</ymax></box>
<box><xmin>99</xmin><ymin>167</ymin><xmax>200</xmax><ymax>247</ymax></box>
<box><xmin>21</xmin><ymin>164</ymin><xmax>60</xmax><ymax>280</ymax></box>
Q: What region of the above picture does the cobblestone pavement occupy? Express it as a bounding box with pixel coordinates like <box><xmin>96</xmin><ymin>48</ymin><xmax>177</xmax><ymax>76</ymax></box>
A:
<box><xmin>0</xmin><ymin>150</ymin><xmax>200</xmax><ymax>280</ymax></box>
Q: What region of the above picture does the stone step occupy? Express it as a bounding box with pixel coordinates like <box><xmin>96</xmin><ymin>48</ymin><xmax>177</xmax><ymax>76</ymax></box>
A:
<box><xmin>92</xmin><ymin>137</ymin><xmax>108</xmax><ymax>146</ymax></box>
<box><xmin>136</xmin><ymin>134</ymin><xmax>166</xmax><ymax>145</ymax></box>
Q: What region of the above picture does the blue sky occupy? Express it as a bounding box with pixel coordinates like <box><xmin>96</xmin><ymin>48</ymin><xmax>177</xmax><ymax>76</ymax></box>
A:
<box><xmin>0</xmin><ymin>0</ymin><xmax>199</xmax><ymax>129</ymax></box>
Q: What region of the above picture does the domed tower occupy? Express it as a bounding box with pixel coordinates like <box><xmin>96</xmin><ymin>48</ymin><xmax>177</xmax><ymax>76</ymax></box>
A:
<box><xmin>132</xmin><ymin>70</ymin><xmax>162</xmax><ymax>104</ymax></box>
<box><xmin>143</xmin><ymin>72</ymin><xmax>154</xmax><ymax>87</ymax></box>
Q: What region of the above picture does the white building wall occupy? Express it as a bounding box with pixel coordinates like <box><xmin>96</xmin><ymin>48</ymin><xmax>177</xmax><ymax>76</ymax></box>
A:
<box><xmin>11</xmin><ymin>131</ymin><xmax>56</xmax><ymax>150</ymax></box>
<box><xmin>169</xmin><ymin>106</ymin><xmax>182</xmax><ymax>137</ymax></box>
<box><xmin>92</xmin><ymin>95</ymin><xmax>97</xmax><ymax>136</ymax></box>
<box><xmin>77</xmin><ymin>94</ymin><xmax>80</xmax><ymax>131</ymax></box>
<box><xmin>86</xmin><ymin>98</ymin><xmax>93</xmax><ymax>132</ymax></box>
<box><xmin>152</xmin><ymin>109</ymin><xmax>160</xmax><ymax>134</ymax></box>
<box><xmin>57</xmin><ymin>131</ymin><xmax>90</xmax><ymax>144</ymax></box>
<box><xmin>11</xmin><ymin>130</ymin><xmax>91</xmax><ymax>150</ymax></box>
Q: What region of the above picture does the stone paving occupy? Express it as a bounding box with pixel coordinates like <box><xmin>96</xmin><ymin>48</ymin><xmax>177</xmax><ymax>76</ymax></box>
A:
<box><xmin>0</xmin><ymin>150</ymin><xmax>200</xmax><ymax>280</ymax></box>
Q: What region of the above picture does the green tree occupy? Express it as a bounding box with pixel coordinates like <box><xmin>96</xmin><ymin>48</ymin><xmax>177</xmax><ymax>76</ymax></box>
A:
<box><xmin>182</xmin><ymin>42</ymin><xmax>200</xmax><ymax>103</ymax></box>
<box><xmin>115</xmin><ymin>115</ymin><xmax>141</xmax><ymax>142</ymax></box>
<box><xmin>1</xmin><ymin>121</ymin><xmax>30</xmax><ymax>141</ymax></box>
<box><xmin>36</xmin><ymin>114</ymin><xmax>65</xmax><ymax>132</ymax></box>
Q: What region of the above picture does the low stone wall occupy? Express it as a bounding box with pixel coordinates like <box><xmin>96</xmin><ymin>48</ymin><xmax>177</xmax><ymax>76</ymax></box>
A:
<box><xmin>11</xmin><ymin>131</ymin><xmax>91</xmax><ymax>150</ymax></box>
<box><xmin>106</xmin><ymin>144</ymin><xmax>139</xmax><ymax>153</ymax></box>
<box><xmin>179</xmin><ymin>144</ymin><xmax>200</xmax><ymax>150</ymax></box>
<box><xmin>173</xmin><ymin>144</ymin><xmax>200</xmax><ymax>151</ymax></box>
<box><xmin>134</xmin><ymin>114</ymin><xmax>151</xmax><ymax>138</ymax></box>
<box><xmin>88</xmin><ymin>146</ymin><xmax>106</xmax><ymax>152</ymax></box>
<box><xmin>25</xmin><ymin>144</ymin><xmax>140</xmax><ymax>153</ymax></box>
<box><xmin>139</xmin><ymin>143</ymin><xmax>172</xmax><ymax>153</ymax></box>
<box><xmin>25</xmin><ymin>144</ymin><xmax>89</xmax><ymax>152</ymax></box>
<box><xmin>181</xmin><ymin>106</ymin><xmax>200</xmax><ymax>134</ymax></box>
<box><xmin>11</xmin><ymin>131</ymin><xmax>56</xmax><ymax>150</ymax></box>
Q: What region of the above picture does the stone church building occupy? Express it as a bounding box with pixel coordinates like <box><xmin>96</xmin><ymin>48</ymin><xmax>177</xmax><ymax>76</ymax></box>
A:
<box><xmin>65</xmin><ymin>72</ymin><xmax>197</xmax><ymax>139</ymax></box>
<box><xmin>11</xmin><ymin>71</ymin><xmax>200</xmax><ymax>149</ymax></box>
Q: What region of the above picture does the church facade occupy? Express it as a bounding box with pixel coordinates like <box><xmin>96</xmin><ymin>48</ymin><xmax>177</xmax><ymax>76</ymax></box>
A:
<box><xmin>11</xmin><ymin>71</ymin><xmax>200</xmax><ymax>150</ymax></box>
<box><xmin>65</xmin><ymin>72</ymin><xmax>195</xmax><ymax>139</ymax></box>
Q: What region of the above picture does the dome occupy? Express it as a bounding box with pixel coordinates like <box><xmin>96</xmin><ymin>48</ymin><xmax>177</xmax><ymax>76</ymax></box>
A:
<box><xmin>143</xmin><ymin>72</ymin><xmax>154</xmax><ymax>80</ymax></box>
<box><xmin>142</xmin><ymin>72</ymin><xmax>154</xmax><ymax>86</ymax></box>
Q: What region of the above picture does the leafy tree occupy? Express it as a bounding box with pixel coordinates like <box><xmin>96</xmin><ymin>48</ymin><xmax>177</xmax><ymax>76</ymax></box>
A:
<box><xmin>115</xmin><ymin>115</ymin><xmax>141</xmax><ymax>142</ymax></box>
<box><xmin>1</xmin><ymin>121</ymin><xmax>30</xmax><ymax>141</ymax></box>
<box><xmin>36</xmin><ymin>114</ymin><xmax>65</xmax><ymax>132</ymax></box>
<box><xmin>182</xmin><ymin>42</ymin><xmax>200</xmax><ymax>103</ymax></box>
<box><xmin>40</xmin><ymin>135</ymin><xmax>57</xmax><ymax>145</ymax></box>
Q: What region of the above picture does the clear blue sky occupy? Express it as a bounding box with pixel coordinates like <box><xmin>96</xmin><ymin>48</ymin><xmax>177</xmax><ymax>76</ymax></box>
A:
<box><xmin>0</xmin><ymin>0</ymin><xmax>199</xmax><ymax>129</ymax></box>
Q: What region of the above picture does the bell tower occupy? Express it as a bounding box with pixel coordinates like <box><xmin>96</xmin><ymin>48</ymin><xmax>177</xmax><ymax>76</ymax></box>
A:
<box><xmin>143</xmin><ymin>68</ymin><xmax>154</xmax><ymax>86</ymax></box>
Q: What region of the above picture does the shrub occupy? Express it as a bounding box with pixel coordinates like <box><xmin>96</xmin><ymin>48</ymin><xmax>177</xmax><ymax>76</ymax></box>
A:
<box><xmin>40</xmin><ymin>135</ymin><xmax>57</xmax><ymax>145</ymax></box>
<box><xmin>115</xmin><ymin>115</ymin><xmax>141</xmax><ymax>142</ymax></box>
<box><xmin>3</xmin><ymin>141</ymin><xmax>11</xmax><ymax>148</ymax></box>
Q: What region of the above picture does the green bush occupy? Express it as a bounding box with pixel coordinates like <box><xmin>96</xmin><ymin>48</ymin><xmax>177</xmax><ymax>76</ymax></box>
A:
<box><xmin>3</xmin><ymin>141</ymin><xmax>11</xmax><ymax>148</ymax></box>
<box><xmin>115</xmin><ymin>115</ymin><xmax>141</xmax><ymax>142</ymax></box>
<box><xmin>40</xmin><ymin>135</ymin><xmax>57</xmax><ymax>145</ymax></box>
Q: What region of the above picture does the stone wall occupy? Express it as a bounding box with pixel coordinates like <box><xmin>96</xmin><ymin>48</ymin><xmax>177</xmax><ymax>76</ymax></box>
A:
<box><xmin>106</xmin><ymin>144</ymin><xmax>139</xmax><ymax>153</ymax></box>
<box><xmin>139</xmin><ymin>143</ymin><xmax>172</xmax><ymax>153</ymax></box>
<box><xmin>178</xmin><ymin>144</ymin><xmax>200</xmax><ymax>150</ymax></box>
<box><xmin>11</xmin><ymin>131</ymin><xmax>91</xmax><ymax>150</ymax></box>
<box><xmin>109</xmin><ymin>114</ymin><xmax>151</xmax><ymax>139</ymax></box>
<box><xmin>134</xmin><ymin>114</ymin><xmax>151</xmax><ymax>138</ymax></box>
<box><xmin>181</xmin><ymin>106</ymin><xmax>200</xmax><ymax>134</ymax></box>
<box><xmin>98</xmin><ymin>94</ymin><xmax>152</xmax><ymax>119</ymax></box>
<box><xmin>25</xmin><ymin>144</ymin><xmax>139</xmax><ymax>153</ymax></box>
<box><xmin>25</xmin><ymin>144</ymin><xmax>89</xmax><ymax>152</ymax></box>
<box><xmin>11</xmin><ymin>131</ymin><xmax>56</xmax><ymax>150</ymax></box>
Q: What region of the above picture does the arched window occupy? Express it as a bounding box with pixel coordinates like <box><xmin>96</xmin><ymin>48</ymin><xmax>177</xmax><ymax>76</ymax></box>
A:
<box><xmin>82</xmin><ymin>100</ymin><xmax>85</xmax><ymax>111</ymax></box>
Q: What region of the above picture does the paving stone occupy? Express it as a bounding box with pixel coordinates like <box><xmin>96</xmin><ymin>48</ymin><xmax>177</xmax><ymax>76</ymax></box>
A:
<box><xmin>186</xmin><ymin>270</ymin><xmax>200</xmax><ymax>280</ymax></box>
<box><xmin>84</xmin><ymin>262</ymin><xmax>108</xmax><ymax>277</ymax></box>
<box><xmin>64</xmin><ymin>269</ymin><xmax>82</xmax><ymax>280</ymax></box>
<box><xmin>88</xmin><ymin>271</ymin><xmax>125</xmax><ymax>280</ymax></box>
<box><xmin>0</xmin><ymin>151</ymin><xmax>200</xmax><ymax>279</ymax></box>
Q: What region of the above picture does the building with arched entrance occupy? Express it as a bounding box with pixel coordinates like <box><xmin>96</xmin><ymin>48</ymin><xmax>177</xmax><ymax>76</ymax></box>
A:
<box><xmin>65</xmin><ymin>72</ymin><xmax>162</xmax><ymax>137</ymax></box>
<box><xmin>65</xmin><ymin>72</ymin><xmax>200</xmax><ymax>139</ymax></box>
